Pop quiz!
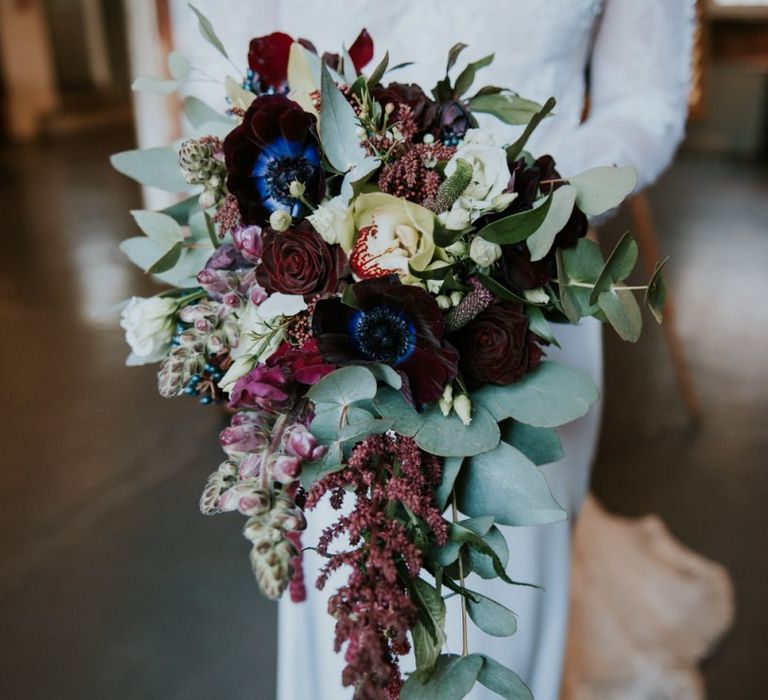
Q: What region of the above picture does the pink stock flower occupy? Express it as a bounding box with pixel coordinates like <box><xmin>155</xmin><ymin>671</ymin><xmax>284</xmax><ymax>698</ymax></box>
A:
<box><xmin>228</xmin><ymin>364</ymin><xmax>291</xmax><ymax>412</ymax></box>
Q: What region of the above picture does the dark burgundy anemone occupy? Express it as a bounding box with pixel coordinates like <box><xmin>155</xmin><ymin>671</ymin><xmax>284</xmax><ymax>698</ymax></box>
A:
<box><xmin>312</xmin><ymin>277</ymin><xmax>459</xmax><ymax>405</ymax></box>
<box><xmin>495</xmin><ymin>155</ymin><xmax>588</xmax><ymax>291</ymax></box>
<box><xmin>372</xmin><ymin>82</ymin><xmax>438</xmax><ymax>136</ymax></box>
<box><xmin>223</xmin><ymin>95</ymin><xmax>324</xmax><ymax>226</ymax></box>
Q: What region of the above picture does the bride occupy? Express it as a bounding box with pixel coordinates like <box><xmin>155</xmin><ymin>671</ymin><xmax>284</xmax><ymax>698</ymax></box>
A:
<box><xmin>164</xmin><ymin>1</ymin><xmax>732</xmax><ymax>698</ymax></box>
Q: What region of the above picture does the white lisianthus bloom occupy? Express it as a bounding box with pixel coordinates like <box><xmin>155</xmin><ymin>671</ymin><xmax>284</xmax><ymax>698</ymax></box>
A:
<box><xmin>438</xmin><ymin>204</ymin><xmax>471</xmax><ymax>232</ymax></box>
<box><xmin>307</xmin><ymin>195</ymin><xmax>355</xmax><ymax>251</ymax></box>
<box><xmin>469</xmin><ymin>236</ymin><xmax>502</xmax><ymax>267</ymax></box>
<box><xmin>218</xmin><ymin>293</ymin><xmax>307</xmax><ymax>392</ymax></box>
<box><xmin>461</xmin><ymin>128</ymin><xmax>498</xmax><ymax>146</ymax></box>
<box><xmin>524</xmin><ymin>287</ymin><xmax>551</xmax><ymax>304</ymax></box>
<box><xmin>120</xmin><ymin>296</ymin><xmax>178</xmax><ymax>366</ymax></box>
<box><xmin>445</xmin><ymin>129</ymin><xmax>512</xmax><ymax>217</ymax></box>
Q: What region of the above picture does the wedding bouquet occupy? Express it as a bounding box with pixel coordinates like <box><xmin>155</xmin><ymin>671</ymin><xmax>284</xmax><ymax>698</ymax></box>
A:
<box><xmin>115</xmin><ymin>8</ymin><xmax>666</xmax><ymax>699</ymax></box>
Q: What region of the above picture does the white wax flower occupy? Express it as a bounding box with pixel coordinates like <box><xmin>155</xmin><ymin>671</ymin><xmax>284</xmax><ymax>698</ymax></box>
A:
<box><xmin>469</xmin><ymin>236</ymin><xmax>502</xmax><ymax>267</ymax></box>
<box><xmin>120</xmin><ymin>296</ymin><xmax>178</xmax><ymax>366</ymax></box>
<box><xmin>307</xmin><ymin>195</ymin><xmax>355</xmax><ymax>251</ymax></box>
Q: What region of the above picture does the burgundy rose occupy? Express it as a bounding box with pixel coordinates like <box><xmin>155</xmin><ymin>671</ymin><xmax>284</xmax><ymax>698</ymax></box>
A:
<box><xmin>255</xmin><ymin>221</ymin><xmax>346</xmax><ymax>298</ymax></box>
<box><xmin>268</xmin><ymin>338</ymin><xmax>336</xmax><ymax>385</ymax></box>
<box><xmin>450</xmin><ymin>302</ymin><xmax>545</xmax><ymax>387</ymax></box>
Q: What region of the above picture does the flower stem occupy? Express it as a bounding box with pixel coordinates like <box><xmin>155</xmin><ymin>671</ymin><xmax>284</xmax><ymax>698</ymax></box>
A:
<box><xmin>451</xmin><ymin>488</ymin><xmax>469</xmax><ymax>657</ymax></box>
<box><xmin>555</xmin><ymin>279</ymin><xmax>648</xmax><ymax>292</ymax></box>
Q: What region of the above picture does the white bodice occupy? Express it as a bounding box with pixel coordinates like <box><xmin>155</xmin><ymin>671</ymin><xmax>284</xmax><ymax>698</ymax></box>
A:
<box><xmin>172</xmin><ymin>0</ymin><xmax>694</xmax><ymax>187</ymax></box>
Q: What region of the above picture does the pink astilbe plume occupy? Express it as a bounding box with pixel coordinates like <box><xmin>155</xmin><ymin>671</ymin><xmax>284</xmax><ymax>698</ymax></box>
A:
<box><xmin>305</xmin><ymin>434</ymin><xmax>447</xmax><ymax>699</ymax></box>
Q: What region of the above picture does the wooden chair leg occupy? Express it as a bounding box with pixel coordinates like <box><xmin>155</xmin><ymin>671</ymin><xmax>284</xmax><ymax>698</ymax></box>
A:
<box><xmin>628</xmin><ymin>193</ymin><xmax>703</xmax><ymax>421</ymax></box>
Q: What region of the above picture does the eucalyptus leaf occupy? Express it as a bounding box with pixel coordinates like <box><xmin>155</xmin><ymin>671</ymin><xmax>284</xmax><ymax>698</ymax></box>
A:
<box><xmin>503</xmin><ymin>422</ymin><xmax>564</xmax><ymax>466</ymax></box>
<box><xmin>189</xmin><ymin>4</ymin><xmax>229</xmax><ymax>58</ymax></box>
<box><xmin>401</xmin><ymin>653</ymin><xmax>482</xmax><ymax>700</ymax></box>
<box><xmin>506</xmin><ymin>96</ymin><xmax>556</xmax><ymax>161</ymax></box>
<box><xmin>466</xmin><ymin>592</ymin><xmax>518</xmax><ymax>637</ymax></box>
<box><xmin>457</xmin><ymin>440</ymin><xmax>566</xmax><ymax>526</ymax></box>
<box><xmin>340</xmin><ymin>45</ymin><xmax>358</xmax><ymax>84</ymax></box>
<box><xmin>130</xmin><ymin>210</ymin><xmax>184</xmax><ymax>247</ymax></box>
<box><xmin>526</xmin><ymin>185</ymin><xmax>577</xmax><ymax>261</ymax></box>
<box><xmin>340</xmin><ymin>156</ymin><xmax>381</xmax><ymax>203</ymax></box>
<box><xmin>468</xmin><ymin>93</ymin><xmax>542</xmax><ymax>125</ymax></box>
<box><xmin>645</xmin><ymin>257</ymin><xmax>669</xmax><ymax>323</ymax></box>
<box><xmin>414</xmin><ymin>404</ymin><xmax>500</xmax><ymax>457</ymax></box>
<box><xmin>372</xmin><ymin>386</ymin><xmax>423</xmax><ymax>437</ymax></box>
<box><xmin>434</xmin><ymin>456</ymin><xmax>463</xmax><ymax>512</ymax></box>
<box><xmin>467</xmin><ymin>525</ymin><xmax>509</xmax><ymax>580</ymax></box>
<box><xmin>368</xmin><ymin>363</ymin><xmax>403</xmax><ymax>389</ymax></box>
<box><xmin>477</xmin><ymin>655</ymin><xmax>534</xmax><ymax>700</ymax></box>
<box><xmin>472</xmin><ymin>361</ymin><xmax>599</xmax><ymax>427</ymax></box>
<box><xmin>588</xmin><ymin>232</ymin><xmax>638</xmax><ymax>305</ymax></box>
<box><xmin>476</xmin><ymin>193</ymin><xmax>551</xmax><ymax>245</ymax></box>
<box><xmin>160</xmin><ymin>196</ymin><xmax>199</xmax><ymax>225</ymax></box>
<box><xmin>307</xmin><ymin>366</ymin><xmax>378</xmax><ymax>405</ymax></box>
<box><xmin>561</xmin><ymin>238</ymin><xmax>604</xmax><ymax>284</ymax></box>
<box><xmin>147</xmin><ymin>241</ymin><xmax>183</xmax><ymax>274</ymax></box>
<box><xmin>131</xmin><ymin>75</ymin><xmax>181</xmax><ymax>94</ymax></box>
<box><xmin>167</xmin><ymin>51</ymin><xmax>191</xmax><ymax>79</ymax></box>
<box><xmin>525</xmin><ymin>306</ymin><xmax>559</xmax><ymax>347</ymax></box>
<box><xmin>320</xmin><ymin>63</ymin><xmax>367</xmax><ymax>172</ymax></box>
<box><xmin>569</xmin><ymin>166</ymin><xmax>637</xmax><ymax>216</ymax></box>
<box><xmin>183</xmin><ymin>96</ymin><xmax>233</xmax><ymax>128</ymax></box>
<box><xmin>111</xmin><ymin>147</ymin><xmax>189</xmax><ymax>192</ymax></box>
<box><xmin>309</xmin><ymin>403</ymin><xmax>375</xmax><ymax>443</ymax></box>
<box><xmin>598</xmin><ymin>288</ymin><xmax>642</xmax><ymax>342</ymax></box>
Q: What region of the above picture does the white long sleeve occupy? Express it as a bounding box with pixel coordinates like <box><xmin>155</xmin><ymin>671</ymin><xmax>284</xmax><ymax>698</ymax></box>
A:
<box><xmin>554</xmin><ymin>0</ymin><xmax>695</xmax><ymax>188</ymax></box>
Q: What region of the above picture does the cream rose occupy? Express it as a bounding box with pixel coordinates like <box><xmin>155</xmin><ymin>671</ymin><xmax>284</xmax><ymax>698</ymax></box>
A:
<box><xmin>120</xmin><ymin>296</ymin><xmax>178</xmax><ymax>365</ymax></box>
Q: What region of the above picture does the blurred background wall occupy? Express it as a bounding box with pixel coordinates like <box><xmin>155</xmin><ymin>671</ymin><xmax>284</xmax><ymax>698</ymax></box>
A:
<box><xmin>0</xmin><ymin>1</ymin><xmax>766</xmax><ymax>699</ymax></box>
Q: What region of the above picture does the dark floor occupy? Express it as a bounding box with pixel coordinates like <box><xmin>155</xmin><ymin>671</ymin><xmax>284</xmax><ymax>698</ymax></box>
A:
<box><xmin>0</xmin><ymin>129</ymin><xmax>765</xmax><ymax>699</ymax></box>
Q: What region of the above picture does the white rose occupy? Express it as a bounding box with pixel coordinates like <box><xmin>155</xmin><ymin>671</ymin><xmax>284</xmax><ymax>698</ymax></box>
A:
<box><xmin>307</xmin><ymin>195</ymin><xmax>355</xmax><ymax>251</ymax></box>
<box><xmin>218</xmin><ymin>293</ymin><xmax>307</xmax><ymax>392</ymax></box>
<box><xmin>445</xmin><ymin>138</ymin><xmax>511</xmax><ymax>215</ymax></box>
<box><xmin>461</xmin><ymin>128</ymin><xmax>498</xmax><ymax>146</ymax></box>
<box><xmin>120</xmin><ymin>296</ymin><xmax>178</xmax><ymax>365</ymax></box>
<box><xmin>469</xmin><ymin>236</ymin><xmax>502</xmax><ymax>267</ymax></box>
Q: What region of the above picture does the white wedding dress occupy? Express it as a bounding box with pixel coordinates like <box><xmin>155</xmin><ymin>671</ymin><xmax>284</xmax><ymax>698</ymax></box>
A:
<box><xmin>162</xmin><ymin>2</ymin><xmax>732</xmax><ymax>699</ymax></box>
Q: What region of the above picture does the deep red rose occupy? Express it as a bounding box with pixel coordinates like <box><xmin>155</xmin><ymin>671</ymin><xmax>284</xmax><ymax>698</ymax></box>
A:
<box><xmin>450</xmin><ymin>302</ymin><xmax>545</xmax><ymax>387</ymax></box>
<box><xmin>255</xmin><ymin>222</ymin><xmax>346</xmax><ymax>298</ymax></box>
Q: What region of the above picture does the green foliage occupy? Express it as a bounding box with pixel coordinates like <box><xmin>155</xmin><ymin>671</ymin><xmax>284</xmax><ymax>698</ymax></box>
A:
<box><xmin>598</xmin><ymin>288</ymin><xmax>642</xmax><ymax>342</ymax></box>
<box><xmin>411</xmin><ymin>578</ymin><xmax>447</xmax><ymax>677</ymax></box>
<box><xmin>504</xmin><ymin>422</ymin><xmax>564</xmax><ymax>466</ymax></box>
<box><xmin>188</xmin><ymin>4</ymin><xmax>229</xmax><ymax>58</ymax></box>
<box><xmin>645</xmin><ymin>257</ymin><xmax>669</xmax><ymax>323</ymax></box>
<box><xmin>146</xmin><ymin>241</ymin><xmax>183</xmax><ymax>274</ymax></box>
<box><xmin>467</xmin><ymin>525</ymin><xmax>509</xmax><ymax>579</ymax></box>
<box><xmin>467</xmin><ymin>93</ymin><xmax>542</xmax><ymax>125</ymax></box>
<box><xmin>506</xmin><ymin>96</ymin><xmax>556</xmax><ymax>161</ymax></box>
<box><xmin>320</xmin><ymin>63</ymin><xmax>367</xmax><ymax>173</ymax></box>
<box><xmin>446</xmin><ymin>43</ymin><xmax>469</xmax><ymax>73</ymax></box>
<box><xmin>476</xmin><ymin>656</ymin><xmax>534</xmax><ymax>700</ymax></box>
<box><xmin>569</xmin><ymin>166</ymin><xmax>637</xmax><ymax>216</ymax></box>
<box><xmin>457</xmin><ymin>441</ymin><xmax>566</xmax><ymax>526</ymax></box>
<box><xmin>367</xmin><ymin>51</ymin><xmax>389</xmax><ymax>88</ymax></box>
<box><xmin>372</xmin><ymin>386</ymin><xmax>423</xmax><ymax>437</ymax></box>
<box><xmin>466</xmin><ymin>591</ymin><xmax>518</xmax><ymax>637</ymax></box>
<box><xmin>472</xmin><ymin>361</ymin><xmax>599</xmax><ymax>428</ymax></box>
<box><xmin>433</xmin><ymin>456</ymin><xmax>463</xmax><ymax>512</ymax></box>
<box><xmin>131</xmin><ymin>76</ymin><xmax>181</xmax><ymax>94</ymax></box>
<box><xmin>131</xmin><ymin>210</ymin><xmax>184</xmax><ymax>247</ymax></box>
<box><xmin>526</xmin><ymin>185</ymin><xmax>577</xmax><ymax>261</ymax></box>
<box><xmin>476</xmin><ymin>193</ymin><xmax>552</xmax><ymax>245</ymax></box>
<box><xmin>453</xmin><ymin>54</ymin><xmax>495</xmax><ymax>98</ymax></box>
<box><xmin>401</xmin><ymin>654</ymin><xmax>482</xmax><ymax>700</ymax></box>
<box><xmin>183</xmin><ymin>96</ymin><xmax>233</xmax><ymax>129</ymax></box>
<box><xmin>111</xmin><ymin>147</ymin><xmax>189</xmax><ymax>192</ymax></box>
<box><xmin>525</xmin><ymin>306</ymin><xmax>559</xmax><ymax>346</ymax></box>
<box><xmin>167</xmin><ymin>51</ymin><xmax>191</xmax><ymax>79</ymax></box>
<box><xmin>588</xmin><ymin>232</ymin><xmax>638</xmax><ymax>305</ymax></box>
<box><xmin>414</xmin><ymin>404</ymin><xmax>500</xmax><ymax>457</ymax></box>
<box><xmin>306</xmin><ymin>366</ymin><xmax>378</xmax><ymax>405</ymax></box>
<box><xmin>159</xmin><ymin>196</ymin><xmax>199</xmax><ymax>225</ymax></box>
